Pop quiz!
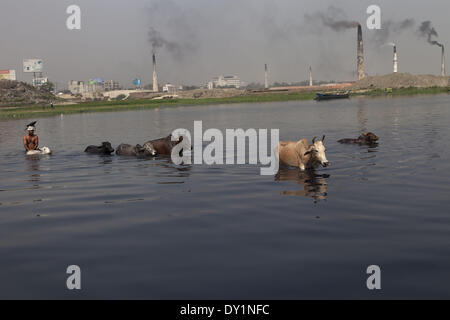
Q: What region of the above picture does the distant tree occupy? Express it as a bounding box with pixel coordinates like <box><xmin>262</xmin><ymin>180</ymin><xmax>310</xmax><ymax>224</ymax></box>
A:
<box><xmin>40</xmin><ymin>81</ymin><xmax>55</xmax><ymax>93</ymax></box>
<box><xmin>114</xmin><ymin>94</ymin><xmax>127</xmax><ymax>100</ymax></box>
<box><xmin>245</xmin><ymin>82</ymin><xmax>264</xmax><ymax>89</ymax></box>
<box><xmin>183</xmin><ymin>85</ymin><xmax>200</xmax><ymax>91</ymax></box>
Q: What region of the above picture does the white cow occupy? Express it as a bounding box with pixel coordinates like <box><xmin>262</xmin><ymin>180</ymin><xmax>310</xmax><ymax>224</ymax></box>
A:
<box><xmin>278</xmin><ymin>136</ymin><xmax>329</xmax><ymax>171</ymax></box>
<box><xmin>26</xmin><ymin>147</ymin><xmax>52</xmax><ymax>155</ymax></box>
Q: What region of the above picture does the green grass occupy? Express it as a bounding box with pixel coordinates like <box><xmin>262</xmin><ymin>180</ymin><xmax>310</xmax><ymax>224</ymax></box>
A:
<box><xmin>0</xmin><ymin>87</ymin><xmax>448</xmax><ymax>120</ymax></box>
<box><xmin>0</xmin><ymin>92</ymin><xmax>316</xmax><ymax>119</ymax></box>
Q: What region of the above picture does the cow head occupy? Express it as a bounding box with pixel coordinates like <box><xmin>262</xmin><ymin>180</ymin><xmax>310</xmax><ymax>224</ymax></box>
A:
<box><xmin>101</xmin><ymin>142</ymin><xmax>115</xmax><ymax>154</ymax></box>
<box><xmin>360</xmin><ymin>132</ymin><xmax>379</xmax><ymax>143</ymax></box>
<box><xmin>304</xmin><ymin>135</ymin><xmax>330</xmax><ymax>167</ymax></box>
<box><xmin>141</xmin><ymin>143</ymin><xmax>157</xmax><ymax>156</ymax></box>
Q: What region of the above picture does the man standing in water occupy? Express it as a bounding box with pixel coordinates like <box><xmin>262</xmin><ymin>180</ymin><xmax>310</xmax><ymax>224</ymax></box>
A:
<box><xmin>23</xmin><ymin>121</ymin><xmax>39</xmax><ymax>152</ymax></box>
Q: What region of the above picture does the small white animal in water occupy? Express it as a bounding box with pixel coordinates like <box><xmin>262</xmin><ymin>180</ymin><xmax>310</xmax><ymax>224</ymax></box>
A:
<box><xmin>26</xmin><ymin>147</ymin><xmax>52</xmax><ymax>155</ymax></box>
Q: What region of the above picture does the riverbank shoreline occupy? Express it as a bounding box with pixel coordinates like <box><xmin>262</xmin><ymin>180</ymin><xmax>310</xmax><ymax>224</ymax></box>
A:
<box><xmin>0</xmin><ymin>86</ymin><xmax>448</xmax><ymax>120</ymax></box>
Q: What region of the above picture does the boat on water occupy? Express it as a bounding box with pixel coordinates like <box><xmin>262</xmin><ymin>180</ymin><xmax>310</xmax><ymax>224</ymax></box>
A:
<box><xmin>314</xmin><ymin>91</ymin><xmax>350</xmax><ymax>101</ymax></box>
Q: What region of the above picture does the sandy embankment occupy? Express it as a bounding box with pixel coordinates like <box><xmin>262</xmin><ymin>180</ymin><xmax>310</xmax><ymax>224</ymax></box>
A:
<box><xmin>352</xmin><ymin>73</ymin><xmax>450</xmax><ymax>90</ymax></box>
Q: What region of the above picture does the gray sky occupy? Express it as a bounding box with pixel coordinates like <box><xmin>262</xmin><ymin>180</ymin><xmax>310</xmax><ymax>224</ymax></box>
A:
<box><xmin>0</xmin><ymin>0</ymin><xmax>448</xmax><ymax>89</ymax></box>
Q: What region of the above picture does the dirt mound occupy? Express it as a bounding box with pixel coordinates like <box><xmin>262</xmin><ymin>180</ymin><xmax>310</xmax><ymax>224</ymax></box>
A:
<box><xmin>0</xmin><ymin>80</ymin><xmax>55</xmax><ymax>107</ymax></box>
<box><xmin>353</xmin><ymin>73</ymin><xmax>449</xmax><ymax>90</ymax></box>
<box><xmin>178</xmin><ymin>88</ymin><xmax>244</xmax><ymax>99</ymax></box>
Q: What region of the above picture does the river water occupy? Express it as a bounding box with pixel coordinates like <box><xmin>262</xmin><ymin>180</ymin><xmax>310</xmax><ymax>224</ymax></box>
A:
<box><xmin>1</xmin><ymin>94</ymin><xmax>450</xmax><ymax>299</ymax></box>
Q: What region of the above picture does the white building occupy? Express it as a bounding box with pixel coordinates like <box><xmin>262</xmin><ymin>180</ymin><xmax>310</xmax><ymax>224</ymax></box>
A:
<box><xmin>68</xmin><ymin>80</ymin><xmax>104</xmax><ymax>95</ymax></box>
<box><xmin>162</xmin><ymin>83</ymin><xmax>177</xmax><ymax>94</ymax></box>
<box><xmin>32</xmin><ymin>77</ymin><xmax>48</xmax><ymax>87</ymax></box>
<box><xmin>210</xmin><ymin>75</ymin><xmax>241</xmax><ymax>89</ymax></box>
<box><xmin>103</xmin><ymin>80</ymin><xmax>121</xmax><ymax>92</ymax></box>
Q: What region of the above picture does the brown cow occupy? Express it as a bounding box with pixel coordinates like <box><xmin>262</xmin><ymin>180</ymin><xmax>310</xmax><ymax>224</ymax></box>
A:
<box><xmin>84</xmin><ymin>142</ymin><xmax>115</xmax><ymax>155</ymax></box>
<box><xmin>338</xmin><ymin>132</ymin><xmax>379</xmax><ymax>146</ymax></box>
<box><xmin>116</xmin><ymin>143</ymin><xmax>157</xmax><ymax>157</ymax></box>
<box><xmin>143</xmin><ymin>134</ymin><xmax>190</xmax><ymax>156</ymax></box>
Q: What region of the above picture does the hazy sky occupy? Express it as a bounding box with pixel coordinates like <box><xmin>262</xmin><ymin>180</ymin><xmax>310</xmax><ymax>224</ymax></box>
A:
<box><xmin>0</xmin><ymin>0</ymin><xmax>448</xmax><ymax>89</ymax></box>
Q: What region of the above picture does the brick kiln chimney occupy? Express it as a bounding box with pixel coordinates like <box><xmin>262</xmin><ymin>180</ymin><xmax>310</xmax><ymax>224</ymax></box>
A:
<box><xmin>153</xmin><ymin>54</ymin><xmax>159</xmax><ymax>93</ymax></box>
<box><xmin>393</xmin><ymin>45</ymin><xmax>398</xmax><ymax>73</ymax></box>
<box><xmin>264</xmin><ymin>64</ymin><xmax>269</xmax><ymax>89</ymax></box>
<box><xmin>357</xmin><ymin>24</ymin><xmax>365</xmax><ymax>80</ymax></box>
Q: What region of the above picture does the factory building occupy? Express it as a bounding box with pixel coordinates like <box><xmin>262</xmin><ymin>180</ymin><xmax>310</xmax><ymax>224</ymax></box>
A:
<box><xmin>68</xmin><ymin>79</ymin><xmax>122</xmax><ymax>95</ymax></box>
<box><xmin>208</xmin><ymin>75</ymin><xmax>242</xmax><ymax>89</ymax></box>
<box><xmin>162</xmin><ymin>83</ymin><xmax>180</xmax><ymax>94</ymax></box>
<box><xmin>68</xmin><ymin>80</ymin><xmax>103</xmax><ymax>95</ymax></box>
<box><xmin>103</xmin><ymin>80</ymin><xmax>121</xmax><ymax>92</ymax></box>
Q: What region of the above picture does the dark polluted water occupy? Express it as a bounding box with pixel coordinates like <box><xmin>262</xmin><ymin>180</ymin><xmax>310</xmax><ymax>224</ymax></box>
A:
<box><xmin>0</xmin><ymin>94</ymin><xmax>450</xmax><ymax>299</ymax></box>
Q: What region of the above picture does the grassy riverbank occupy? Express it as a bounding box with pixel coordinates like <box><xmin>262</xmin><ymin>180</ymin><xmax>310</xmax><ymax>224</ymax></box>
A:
<box><xmin>0</xmin><ymin>87</ymin><xmax>448</xmax><ymax>120</ymax></box>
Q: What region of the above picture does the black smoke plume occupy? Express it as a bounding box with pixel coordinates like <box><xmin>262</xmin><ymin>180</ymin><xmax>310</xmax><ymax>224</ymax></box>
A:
<box><xmin>417</xmin><ymin>21</ymin><xmax>443</xmax><ymax>47</ymax></box>
<box><xmin>305</xmin><ymin>6</ymin><xmax>359</xmax><ymax>32</ymax></box>
<box><xmin>371</xmin><ymin>19</ymin><xmax>415</xmax><ymax>47</ymax></box>
<box><xmin>148</xmin><ymin>27</ymin><xmax>182</xmax><ymax>57</ymax></box>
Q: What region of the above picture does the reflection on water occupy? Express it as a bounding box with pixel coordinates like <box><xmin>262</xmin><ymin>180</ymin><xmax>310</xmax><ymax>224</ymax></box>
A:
<box><xmin>275</xmin><ymin>168</ymin><xmax>329</xmax><ymax>201</ymax></box>
<box><xmin>357</xmin><ymin>99</ymin><xmax>368</xmax><ymax>133</ymax></box>
<box><xmin>25</xmin><ymin>156</ymin><xmax>40</xmax><ymax>183</ymax></box>
<box><xmin>99</xmin><ymin>156</ymin><xmax>113</xmax><ymax>165</ymax></box>
<box><xmin>138</xmin><ymin>156</ymin><xmax>192</xmax><ymax>179</ymax></box>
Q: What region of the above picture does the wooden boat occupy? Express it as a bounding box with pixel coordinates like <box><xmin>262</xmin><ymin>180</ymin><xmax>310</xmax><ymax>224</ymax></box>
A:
<box><xmin>314</xmin><ymin>91</ymin><xmax>350</xmax><ymax>101</ymax></box>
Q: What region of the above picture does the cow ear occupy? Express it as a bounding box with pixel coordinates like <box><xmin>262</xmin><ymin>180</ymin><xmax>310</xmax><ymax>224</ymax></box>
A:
<box><xmin>304</xmin><ymin>150</ymin><xmax>312</xmax><ymax>156</ymax></box>
<box><xmin>361</xmin><ymin>132</ymin><xmax>367</xmax><ymax>137</ymax></box>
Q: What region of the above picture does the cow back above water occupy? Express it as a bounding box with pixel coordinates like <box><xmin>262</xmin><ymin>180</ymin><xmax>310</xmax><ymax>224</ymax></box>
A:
<box><xmin>143</xmin><ymin>134</ymin><xmax>189</xmax><ymax>156</ymax></box>
<box><xmin>116</xmin><ymin>144</ymin><xmax>140</xmax><ymax>156</ymax></box>
<box><xmin>85</xmin><ymin>142</ymin><xmax>114</xmax><ymax>155</ymax></box>
<box><xmin>338</xmin><ymin>132</ymin><xmax>379</xmax><ymax>146</ymax></box>
<box><xmin>116</xmin><ymin>143</ymin><xmax>157</xmax><ymax>157</ymax></box>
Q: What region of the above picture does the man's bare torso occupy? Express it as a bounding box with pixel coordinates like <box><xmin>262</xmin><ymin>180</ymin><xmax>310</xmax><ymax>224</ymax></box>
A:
<box><xmin>23</xmin><ymin>134</ymin><xmax>39</xmax><ymax>151</ymax></box>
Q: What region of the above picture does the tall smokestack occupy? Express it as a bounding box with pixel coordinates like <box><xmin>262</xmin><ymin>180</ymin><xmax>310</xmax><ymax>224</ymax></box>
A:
<box><xmin>441</xmin><ymin>46</ymin><xmax>446</xmax><ymax>76</ymax></box>
<box><xmin>357</xmin><ymin>24</ymin><xmax>365</xmax><ymax>80</ymax></box>
<box><xmin>393</xmin><ymin>45</ymin><xmax>398</xmax><ymax>73</ymax></box>
<box><xmin>152</xmin><ymin>53</ymin><xmax>159</xmax><ymax>93</ymax></box>
<box><xmin>264</xmin><ymin>64</ymin><xmax>269</xmax><ymax>89</ymax></box>
<box><xmin>309</xmin><ymin>66</ymin><xmax>313</xmax><ymax>86</ymax></box>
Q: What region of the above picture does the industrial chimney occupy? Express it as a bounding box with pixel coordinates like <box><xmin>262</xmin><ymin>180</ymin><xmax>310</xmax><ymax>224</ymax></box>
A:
<box><xmin>393</xmin><ymin>45</ymin><xmax>398</xmax><ymax>73</ymax></box>
<box><xmin>264</xmin><ymin>64</ymin><xmax>269</xmax><ymax>89</ymax></box>
<box><xmin>357</xmin><ymin>24</ymin><xmax>365</xmax><ymax>80</ymax></box>
<box><xmin>152</xmin><ymin>53</ymin><xmax>159</xmax><ymax>93</ymax></box>
<box><xmin>441</xmin><ymin>46</ymin><xmax>446</xmax><ymax>77</ymax></box>
<box><xmin>309</xmin><ymin>66</ymin><xmax>313</xmax><ymax>87</ymax></box>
